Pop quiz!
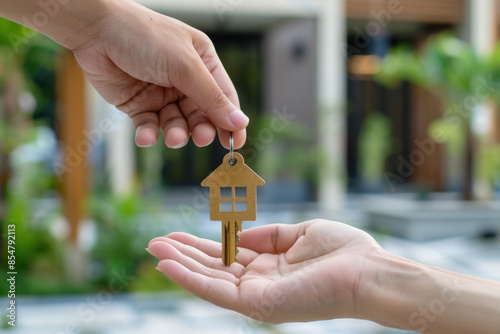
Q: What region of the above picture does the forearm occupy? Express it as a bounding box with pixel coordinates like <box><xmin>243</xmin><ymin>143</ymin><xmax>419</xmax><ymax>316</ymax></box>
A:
<box><xmin>0</xmin><ymin>0</ymin><xmax>117</xmax><ymax>50</ymax></box>
<box><xmin>360</xmin><ymin>250</ymin><xmax>500</xmax><ymax>333</ymax></box>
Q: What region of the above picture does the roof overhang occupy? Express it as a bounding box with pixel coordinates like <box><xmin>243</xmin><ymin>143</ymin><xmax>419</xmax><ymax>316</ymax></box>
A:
<box><xmin>135</xmin><ymin>0</ymin><xmax>318</xmax><ymax>31</ymax></box>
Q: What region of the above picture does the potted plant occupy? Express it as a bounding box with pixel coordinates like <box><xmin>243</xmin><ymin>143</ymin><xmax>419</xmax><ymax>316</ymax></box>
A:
<box><xmin>376</xmin><ymin>31</ymin><xmax>500</xmax><ymax>200</ymax></box>
<box><xmin>364</xmin><ymin>32</ymin><xmax>500</xmax><ymax>240</ymax></box>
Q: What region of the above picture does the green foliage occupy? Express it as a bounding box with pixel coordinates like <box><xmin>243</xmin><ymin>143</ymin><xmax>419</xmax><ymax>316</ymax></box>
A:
<box><xmin>428</xmin><ymin>118</ymin><xmax>464</xmax><ymax>156</ymax></box>
<box><xmin>0</xmin><ymin>18</ymin><xmax>175</xmax><ymax>296</ymax></box>
<box><xmin>88</xmin><ymin>192</ymin><xmax>148</xmax><ymax>285</ymax></box>
<box><xmin>375</xmin><ymin>44</ymin><xmax>432</xmax><ymax>88</ymax></box>
<box><xmin>1</xmin><ymin>152</ymin><xmax>65</xmax><ymax>295</ymax></box>
<box><xmin>476</xmin><ymin>142</ymin><xmax>500</xmax><ymax>184</ymax></box>
<box><xmin>421</xmin><ymin>33</ymin><xmax>480</xmax><ymax>94</ymax></box>
<box><xmin>0</xmin><ymin>17</ymin><xmax>58</xmax><ymax>54</ymax></box>
<box><xmin>358</xmin><ymin>113</ymin><xmax>393</xmax><ymax>182</ymax></box>
<box><xmin>376</xmin><ymin>32</ymin><xmax>483</xmax><ymax>100</ymax></box>
<box><xmin>0</xmin><ymin>18</ymin><xmax>30</xmax><ymax>51</ymax></box>
<box><xmin>257</xmin><ymin>116</ymin><xmax>321</xmax><ymax>184</ymax></box>
<box><xmin>0</xmin><ymin>17</ymin><xmax>60</xmax><ymax>125</ymax></box>
<box><xmin>0</xmin><ymin>17</ymin><xmax>65</xmax><ymax>295</ymax></box>
<box><xmin>0</xmin><ymin>118</ymin><xmax>35</xmax><ymax>155</ymax></box>
<box><xmin>87</xmin><ymin>191</ymin><xmax>179</xmax><ymax>292</ymax></box>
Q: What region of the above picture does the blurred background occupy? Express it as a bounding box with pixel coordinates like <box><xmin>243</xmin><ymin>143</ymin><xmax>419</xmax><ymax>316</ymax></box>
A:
<box><xmin>1</xmin><ymin>0</ymin><xmax>499</xmax><ymax>333</ymax></box>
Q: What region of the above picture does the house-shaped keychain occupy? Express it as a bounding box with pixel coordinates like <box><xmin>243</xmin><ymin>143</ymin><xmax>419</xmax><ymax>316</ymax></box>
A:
<box><xmin>202</xmin><ymin>150</ymin><xmax>265</xmax><ymax>265</ymax></box>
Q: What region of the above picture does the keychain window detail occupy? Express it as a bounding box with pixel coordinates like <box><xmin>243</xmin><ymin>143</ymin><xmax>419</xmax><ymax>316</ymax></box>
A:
<box><xmin>219</xmin><ymin>187</ymin><xmax>248</xmax><ymax>212</ymax></box>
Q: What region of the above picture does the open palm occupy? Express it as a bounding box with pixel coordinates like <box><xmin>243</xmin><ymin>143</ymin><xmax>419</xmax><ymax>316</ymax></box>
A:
<box><xmin>148</xmin><ymin>219</ymin><xmax>381</xmax><ymax>323</ymax></box>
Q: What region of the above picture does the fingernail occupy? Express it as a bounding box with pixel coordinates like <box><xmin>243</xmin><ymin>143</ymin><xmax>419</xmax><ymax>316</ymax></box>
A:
<box><xmin>145</xmin><ymin>247</ymin><xmax>152</xmax><ymax>255</ymax></box>
<box><xmin>229</xmin><ymin>110</ymin><xmax>249</xmax><ymax>127</ymax></box>
<box><xmin>201</xmin><ymin>136</ymin><xmax>215</xmax><ymax>147</ymax></box>
<box><xmin>140</xmin><ymin>142</ymin><xmax>156</xmax><ymax>148</ymax></box>
<box><xmin>136</xmin><ymin>126</ymin><xmax>157</xmax><ymax>147</ymax></box>
<box><xmin>135</xmin><ymin>126</ymin><xmax>143</xmax><ymax>142</ymax></box>
<box><xmin>169</xmin><ymin>137</ymin><xmax>189</xmax><ymax>149</ymax></box>
<box><xmin>155</xmin><ymin>267</ymin><xmax>162</xmax><ymax>272</ymax></box>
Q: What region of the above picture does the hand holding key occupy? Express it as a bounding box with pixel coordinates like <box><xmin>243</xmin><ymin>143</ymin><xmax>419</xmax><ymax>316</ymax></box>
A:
<box><xmin>147</xmin><ymin>219</ymin><xmax>378</xmax><ymax>323</ymax></box>
<box><xmin>0</xmin><ymin>0</ymin><xmax>248</xmax><ymax>149</ymax></box>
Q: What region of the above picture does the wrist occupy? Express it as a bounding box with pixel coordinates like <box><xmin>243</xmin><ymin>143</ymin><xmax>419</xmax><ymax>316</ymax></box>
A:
<box><xmin>45</xmin><ymin>0</ymin><xmax>120</xmax><ymax>50</ymax></box>
<box><xmin>357</xmin><ymin>248</ymin><xmax>500</xmax><ymax>334</ymax></box>
<box><xmin>0</xmin><ymin>0</ymin><xmax>120</xmax><ymax>50</ymax></box>
<box><xmin>356</xmin><ymin>249</ymin><xmax>433</xmax><ymax>330</ymax></box>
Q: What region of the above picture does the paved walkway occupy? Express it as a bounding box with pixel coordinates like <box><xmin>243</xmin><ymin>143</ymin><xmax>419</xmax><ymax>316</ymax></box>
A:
<box><xmin>4</xmin><ymin>293</ymin><xmax>405</xmax><ymax>334</ymax></box>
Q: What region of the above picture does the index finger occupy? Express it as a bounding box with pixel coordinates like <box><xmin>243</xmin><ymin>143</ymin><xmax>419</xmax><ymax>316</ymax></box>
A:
<box><xmin>157</xmin><ymin>260</ymin><xmax>242</xmax><ymax>311</ymax></box>
<box><xmin>169</xmin><ymin>51</ymin><xmax>248</xmax><ymax>133</ymax></box>
<box><xmin>195</xmin><ymin>34</ymin><xmax>247</xmax><ymax>149</ymax></box>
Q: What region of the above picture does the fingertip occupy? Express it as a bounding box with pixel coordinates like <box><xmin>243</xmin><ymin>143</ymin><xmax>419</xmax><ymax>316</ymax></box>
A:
<box><xmin>235</xmin><ymin>229</ymin><xmax>250</xmax><ymax>247</ymax></box>
<box><xmin>158</xmin><ymin>259</ymin><xmax>187</xmax><ymax>281</ymax></box>
<box><xmin>147</xmin><ymin>241</ymin><xmax>169</xmax><ymax>259</ymax></box>
<box><xmin>228</xmin><ymin>110</ymin><xmax>249</xmax><ymax>129</ymax></box>
<box><xmin>157</xmin><ymin>259</ymin><xmax>174</xmax><ymax>271</ymax></box>
<box><xmin>219</xmin><ymin>129</ymin><xmax>246</xmax><ymax>149</ymax></box>
<box><xmin>147</xmin><ymin>242</ymin><xmax>162</xmax><ymax>259</ymax></box>
<box><xmin>135</xmin><ymin>125</ymin><xmax>159</xmax><ymax>147</ymax></box>
<box><xmin>192</xmin><ymin>122</ymin><xmax>216</xmax><ymax>147</ymax></box>
<box><xmin>165</xmin><ymin>127</ymin><xmax>189</xmax><ymax>149</ymax></box>
<box><xmin>148</xmin><ymin>237</ymin><xmax>169</xmax><ymax>248</ymax></box>
<box><xmin>233</xmin><ymin>129</ymin><xmax>247</xmax><ymax>149</ymax></box>
<box><xmin>166</xmin><ymin>232</ymin><xmax>198</xmax><ymax>245</ymax></box>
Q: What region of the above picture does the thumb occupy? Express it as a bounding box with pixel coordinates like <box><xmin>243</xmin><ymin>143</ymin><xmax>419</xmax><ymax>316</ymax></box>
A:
<box><xmin>237</xmin><ymin>223</ymin><xmax>309</xmax><ymax>254</ymax></box>
<box><xmin>170</xmin><ymin>53</ymin><xmax>249</xmax><ymax>131</ymax></box>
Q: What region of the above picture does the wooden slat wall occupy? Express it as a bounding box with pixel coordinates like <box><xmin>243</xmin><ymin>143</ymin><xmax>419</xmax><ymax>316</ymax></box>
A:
<box><xmin>346</xmin><ymin>0</ymin><xmax>465</xmax><ymax>24</ymax></box>
<box><xmin>410</xmin><ymin>85</ymin><xmax>445</xmax><ymax>190</ymax></box>
<box><xmin>409</xmin><ymin>30</ymin><xmax>448</xmax><ymax>191</ymax></box>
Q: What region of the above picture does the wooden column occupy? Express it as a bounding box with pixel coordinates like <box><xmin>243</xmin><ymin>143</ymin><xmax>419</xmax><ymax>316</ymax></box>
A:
<box><xmin>468</xmin><ymin>0</ymin><xmax>496</xmax><ymax>200</ymax></box>
<box><xmin>57</xmin><ymin>50</ymin><xmax>87</xmax><ymax>244</ymax></box>
<box><xmin>494</xmin><ymin>0</ymin><xmax>500</xmax><ymax>143</ymax></box>
<box><xmin>317</xmin><ymin>0</ymin><xmax>346</xmax><ymax>212</ymax></box>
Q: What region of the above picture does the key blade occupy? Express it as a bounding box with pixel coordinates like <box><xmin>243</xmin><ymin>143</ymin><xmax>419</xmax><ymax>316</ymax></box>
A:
<box><xmin>221</xmin><ymin>221</ymin><xmax>241</xmax><ymax>266</ymax></box>
<box><xmin>235</xmin><ymin>221</ymin><xmax>242</xmax><ymax>261</ymax></box>
<box><xmin>222</xmin><ymin>221</ymin><xmax>235</xmax><ymax>266</ymax></box>
<box><xmin>221</xmin><ymin>221</ymin><xmax>231</xmax><ymax>266</ymax></box>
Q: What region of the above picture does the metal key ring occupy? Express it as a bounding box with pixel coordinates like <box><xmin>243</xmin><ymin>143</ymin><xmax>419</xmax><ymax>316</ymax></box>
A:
<box><xmin>229</xmin><ymin>132</ymin><xmax>236</xmax><ymax>166</ymax></box>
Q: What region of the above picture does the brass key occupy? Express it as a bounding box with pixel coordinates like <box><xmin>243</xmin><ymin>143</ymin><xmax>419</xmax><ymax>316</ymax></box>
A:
<box><xmin>221</xmin><ymin>221</ymin><xmax>242</xmax><ymax>265</ymax></box>
<box><xmin>201</xmin><ymin>134</ymin><xmax>265</xmax><ymax>266</ymax></box>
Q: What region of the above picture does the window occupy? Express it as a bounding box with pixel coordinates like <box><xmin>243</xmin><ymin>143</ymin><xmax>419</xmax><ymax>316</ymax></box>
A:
<box><xmin>220</xmin><ymin>186</ymin><xmax>247</xmax><ymax>212</ymax></box>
